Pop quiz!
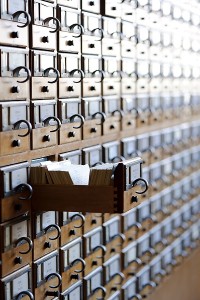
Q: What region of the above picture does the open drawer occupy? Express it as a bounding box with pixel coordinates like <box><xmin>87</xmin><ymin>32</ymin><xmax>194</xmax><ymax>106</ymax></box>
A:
<box><xmin>31</xmin><ymin>158</ymin><xmax>148</xmax><ymax>213</ymax></box>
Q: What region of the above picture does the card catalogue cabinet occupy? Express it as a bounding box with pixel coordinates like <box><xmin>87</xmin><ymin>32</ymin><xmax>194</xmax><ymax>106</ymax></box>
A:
<box><xmin>0</xmin><ymin>0</ymin><xmax>200</xmax><ymax>299</ymax></box>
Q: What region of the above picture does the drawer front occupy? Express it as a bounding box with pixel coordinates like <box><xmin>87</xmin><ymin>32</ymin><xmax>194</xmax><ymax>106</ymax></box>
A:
<box><xmin>82</xmin><ymin>119</ymin><xmax>102</xmax><ymax>140</ymax></box>
<box><xmin>102</xmin><ymin>38</ymin><xmax>120</xmax><ymax>57</ymax></box>
<box><xmin>59</xmin><ymin>123</ymin><xmax>82</xmax><ymax>144</ymax></box>
<box><xmin>0</xmin><ymin>130</ymin><xmax>30</xmax><ymax>156</ymax></box>
<box><xmin>2</xmin><ymin>245</ymin><xmax>32</xmax><ymax>277</ymax></box>
<box><xmin>31</xmin><ymin>77</ymin><xmax>57</xmax><ymax>100</ymax></box>
<box><xmin>84</xmin><ymin>249</ymin><xmax>103</xmax><ymax>276</ymax></box>
<box><xmin>31</xmin><ymin>25</ymin><xmax>56</xmax><ymax>51</ymax></box>
<box><xmin>0</xmin><ymin>78</ymin><xmax>29</xmax><ymax>101</ymax></box>
<box><xmin>61</xmin><ymin>222</ymin><xmax>83</xmax><ymax>246</ymax></box>
<box><xmin>59</xmin><ymin>31</ymin><xmax>81</xmax><ymax>53</ymax></box>
<box><xmin>82</xmin><ymin>79</ymin><xmax>101</xmax><ymax>97</ymax></box>
<box><xmin>103</xmin><ymin>79</ymin><xmax>121</xmax><ymax>96</ymax></box>
<box><xmin>34</xmin><ymin>232</ymin><xmax>59</xmax><ymax>260</ymax></box>
<box><xmin>82</xmin><ymin>35</ymin><xmax>101</xmax><ymax>55</ymax></box>
<box><xmin>1</xmin><ymin>195</ymin><xmax>30</xmax><ymax>223</ymax></box>
<box><xmin>121</xmin><ymin>78</ymin><xmax>136</xmax><ymax>95</ymax></box>
<box><xmin>82</xmin><ymin>0</ymin><xmax>100</xmax><ymax>13</ymax></box>
<box><xmin>103</xmin><ymin>116</ymin><xmax>121</xmax><ymax>135</ymax></box>
<box><xmin>121</xmin><ymin>40</ymin><xmax>136</xmax><ymax>58</ymax></box>
<box><xmin>0</xmin><ymin>19</ymin><xmax>28</xmax><ymax>47</ymax></box>
<box><xmin>122</xmin><ymin>114</ymin><xmax>136</xmax><ymax>132</ymax></box>
<box><xmin>31</xmin><ymin>127</ymin><xmax>58</xmax><ymax>150</ymax></box>
<box><xmin>59</xmin><ymin>77</ymin><xmax>81</xmax><ymax>99</ymax></box>
<box><xmin>83</xmin><ymin>214</ymin><xmax>103</xmax><ymax>234</ymax></box>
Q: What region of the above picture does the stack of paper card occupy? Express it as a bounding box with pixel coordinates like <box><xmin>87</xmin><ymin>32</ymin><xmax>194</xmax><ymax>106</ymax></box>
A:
<box><xmin>30</xmin><ymin>160</ymin><xmax>90</xmax><ymax>185</ymax></box>
<box><xmin>89</xmin><ymin>163</ymin><xmax>115</xmax><ymax>186</ymax></box>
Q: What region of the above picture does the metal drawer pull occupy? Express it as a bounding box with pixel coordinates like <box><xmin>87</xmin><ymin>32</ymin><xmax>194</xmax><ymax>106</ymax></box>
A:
<box><xmin>70</xmin><ymin>213</ymin><xmax>85</xmax><ymax>227</ymax></box>
<box><xmin>43</xmin><ymin>116</ymin><xmax>61</xmax><ymax>132</ymax></box>
<box><xmin>44</xmin><ymin>67</ymin><xmax>60</xmax><ymax>83</ymax></box>
<box><xmin>70</xmin><ymin>69</ymin><xmax>84</xmax><ymax>83</ymax></box>
<box><xmin>92</xmin><ymin>162</ymin><xmax>103</xmax><ymax>167</ymax></box>
<box><xmin>133</xmin><ymin>295</ymin><xmax>142</xmax><ymax>300</ymax></box>
<box><xmin>112</xmin><ymin>109</ymin><xmax>124</xmax><ymax>120</ymax></box>
<box><xmin>113</xmin><ymin>233</ymin><xmax>126</xmax><ymax>245</ymax></box>
<box><xmin>44</xmin><ymin>224</ymin><xmax>61</xmax><ymax>240</ymax></box>
<box><xmin>112</xmin><ymin>70</ymin><xmax>122</xmax><ymax>79</ymax></box>
<box><xmin>16</xmin><ymin>291</ymin><xmax>34</xmax><ymax>300</ymax></box>
<box><xmin>45</xmin><ymin>272</ymin><xmax>62</xmax><ymax>288</ymax></box>
<box><xmin>93</xmin><ymin>245</ymin><xmax>107</xmax><ymax>258</ymax></box>
<box><xmin>91</xmin><ymin>28</ymin><xmax>104</xmax><ymax>41</ymax></box>
<box><xmin>69</xmin><ymin>24</ymin><xmax>84</xmax><ymax>37</ymax></box>
<box><xmin>114</xmin><ymin>272</ymin><xmax>125</xmax><ymax>284</ymax></box>
<box><xmin>43</xmin><ymin>17</ymin><xmax>60</xmax><ymax>33</ymax></box>
<box><xmin>15</xmin><ymin>237</ymin><xmax>33</xmax><ymax>254</ymax></box>
<box><xmin>92</xmin><ymin>70</ymin><xmax>104</xmax><ymax>82</ymax></box>
<box><xmin>112</xmin><ymin>155</ymin><xmax>125</xmax><ymax>162</ymax></box>
<box><xmin>92</xmin><ymin>112</ymin><xmax>106</xmax><ymax>125</ymax></box>
<box><xmin>70</xmin><ymin>258</ymin><xmax>86</xmax><ymax>273</ymax></box>
<box><xmin>69</xmin><ymin>114</ymin><xmax>85</xmax><ymax>129</ymax></box>
<box><xmin>93</xmin><ymin>286</ymin><xmax>107</xmax><ymax>299</ymax></box>
<box><xmin>13</xmin><ymin>66</ymin><xmax>31</xmax><ymax>83</ymax></box>
<box><xmin>12</xmin><ymin>11</ymin><xmax>31</xmax><ymax>28</ymax></box>
<box><xmin>132</xmin><ymin>178</ymin><xmax>149</xmax><ymax>194</ymax></box>
<box><xmin>143</xmin><ymin>281</ymin><xmax>157</xmax><ymax>289</ymax></box>
<box><xmin>13</xmin><ymin>120</ymin><xmax>32</xmax><ymax>137</ymax></box>
<box><xmin>14</xmin><ymin>183</ymin><xmax>33</xmax><ymax>200</ymax></box>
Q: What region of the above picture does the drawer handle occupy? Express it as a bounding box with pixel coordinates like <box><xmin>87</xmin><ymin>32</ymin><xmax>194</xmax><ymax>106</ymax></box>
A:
<box><xmin>69</xmin><ymin>24</ymin><xmax>84</xmax><ymax>37</ymax></box>
<box><xmin>142</xmin><ymin>281</ymin><xmax>157</xmax><ymax>290</ymax></box>
<box><xmin>43</xmin><ymin>17</ymin><xmax>60</xmax><ymax>33</ymax></box>
<box><xmin>92</xmin><ymin>111</ymin><xmax>106</xmax><ymax>125</ymax></box>
<box><xmin>113</xmin><ymin>272</ymin><xmax>125</xmax><ymax>284</ymax></box>
<box><xmin>133</xmin><ymin>295</ymin><xmax>142</xmax><ymax>300</ymax></box>
<box><xmin>12</xmin><ymin>139</ymin><xmax>21</xmax><ymax>147</ymax></box>
<box><xmin>112</xmin><ymin>109</ymin><xmax>124</xmax><ymax>120</ymax></box>
<box><xmin>132</xmin><ymin>222</ymin><xmax>142</xmax><ymax>230</ymax></box>
<box><xmin>143</xmin><ymin>248</ymin><xmax>156</xmax><ymax>256</ymax></box>
<box><xmin>112</xmin><ymin>70</ymin><xmax>122</xmax><ymax>79</ymax></box>
<box><xmin>11</xmin><ymin>31</ymin><xmax>19</xmax><ymax>38</ymax></box>
<box><xmin>111</xmin><ymin>31</ymin><xmax>122</xmax><ymax>38</ymax></box>
<box><xmin>92</xmin><ymin>69</ymin><xmax>104</xmax><ymax>82</ymax></box>
<box><xmin>70</xmin><ymin>258</ymin><xmax>86</xmax><ymax>272</ymax></box>
<box><xmin>16</xmin><ymin>291</ymin><xmax>34</xmax><ymax>300</ymax></box>
<box><xmin>92</xmin><ymin>161</ymin><xmax>103</xmax><ymax>167</ymax></box>
<box><xmin>13</xmin><ymin>120</ymin><xmax>32</xmax><ymax>137</ymax></box>
<box><xmin>92</xmin><ymin>28</ymin><xmax>104</xmax><ymax>41</ymax></box>
<box><xmin>70</xmin><ymin>69</ymin><xmax>84</xmax><ymax>83</ymax></box>
<box><xmin>132</xmin><ymin>258</ymin><xmax>142</xmax><ymax>266</ymax></box>
<box><xmin>113</xmin><ymin>233</ymin><xmax>126</xmax><ymax>245</ymax></box>
<box><xmin>44</xmin><ymin>67</ymin><xmax>60</xmax><ymax>84</ymax></box>
<box><xmin>93</xmin><ymin>286</ymin><xmax>107</xmax><ymax>299</ymax></box>
<box><xmin>70</xmin><ymin>213</ymin><xmax>85</xmax><ymax>227</ymax></box>
<box><xmin>12</xmin><ymin>11</ymin><xmax>31</xmax><ymax>28</ymax></box>
<box><xmin>143</xmin><ymin>215</ymin><xmax>158</xmax><ymax>224</ymax></box>
<box><xmin>132</xmin><ymin>178</ymin><xmax>149</xmax><ymax>194</ymax></box>
<box><xmin>93</xmin><ymin>245</ymin><xmax>107</xmax><ymax>258</ymax></box>
<box><xmin>111</xmin><ymin>155</ymin><xmax>125</xmax><ymax>163</ymax></box>
<box><xmin>69</xmin><ymin>114</ymin><xmax>85</xmax><ymax>129</ymax></box>
<box><xmin>13</xmin><ymin>66</ymin><xmax>31</xmax><ymax>83</ymax></box>
<box><xmin>43</xmin><ymin>116</ymin><xmax>61</xmax><ymax>132</ymax></box>
<box><xmin>44</xmin><ymin>224</ymin><xmax>61</xmax><ymax>240</ymax></box>
<box><xmin>14</xmin><ymin>183</ymin><xmax>33</xmax><ymax>200</ymax></box>
<box><xmin>15</xmin><ymin>237</ymin><xmax>33</xmax><ymax>254</ymax></box>
<box><xmin>45</xmin><ymin>272</ymin><xmax>62</xmax><ymax>288</ymax></box>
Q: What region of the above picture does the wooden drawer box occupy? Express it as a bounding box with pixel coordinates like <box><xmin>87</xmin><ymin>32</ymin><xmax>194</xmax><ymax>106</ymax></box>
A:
<box><xmin>31</xmin><ymin>158</ymin><xmax>148</xmax><ymax>213</ymax></box>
